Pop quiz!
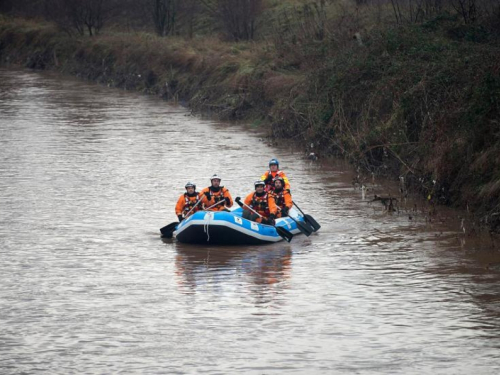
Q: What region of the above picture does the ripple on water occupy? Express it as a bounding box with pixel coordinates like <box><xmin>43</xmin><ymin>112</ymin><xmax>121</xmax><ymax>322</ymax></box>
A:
<box><xmin>1</xmin><ymin>68</ymin><xmax>500</xmax><ymax>374</ymax></box>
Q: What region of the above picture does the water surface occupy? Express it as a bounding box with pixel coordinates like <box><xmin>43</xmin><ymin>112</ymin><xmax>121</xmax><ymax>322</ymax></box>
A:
<box><xmin>1</xmin><ymin>67</ymin><xmax>500</xmax><ymax>374</ymax></box>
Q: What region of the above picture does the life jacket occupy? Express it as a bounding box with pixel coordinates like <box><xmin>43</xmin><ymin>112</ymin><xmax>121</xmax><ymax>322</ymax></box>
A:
<box><xmin>250</xmin><ymin>192</ymin><xmax>270</xmax><ymax>217</ymax></box>
<box><xmin>262</xmin><ymin>170</ymin><xmax>290</xmax><ymax>192</ymax></box>
<box><xmin>272</xmin><ymin>190</ymin><xmax>286</xmax><ymax>208</ymax></box>
<box><xmin>200</xmin><ymin>186</ymin><xmax>232</xmax><ymax>211</ymax></box>
<box><xmin>208</xmin><ymin>186</ymin><xmax>227</xmax><ymax>204</ymax></box>
<box><xmin>270</xmin><ymin>188</ymin><xmax>292</xmax><ymax>217</ymax></box>
<box><xmin>183</xmin><ymin>193</ymin><xmax>200</xmax><ymax>216</ymax></box>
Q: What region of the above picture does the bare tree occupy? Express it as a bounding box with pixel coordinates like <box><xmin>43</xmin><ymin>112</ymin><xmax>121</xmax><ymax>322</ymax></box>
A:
<box><xmin>147</xmin><ymin>0</ymin><xmax>178</xmax><ymax>36</ymax></box>
<box><xmin>450</xmin><ymin>0</ymin><xmax>478</xmax><ymax>23</ymax></box>
<box><xmin>0</xmin><ymin>0</ymin><xmax>14</xmax><ymax>14</ymax></box>
<box><xmin>2</xmin><ymin>0</ymin><xmax>49</xmax><ymax>17</ymax></box>
<box><xmin>43</xmin><ymin>0</ymin><xmax>85</xmax><ymax>35</ymax></box>
<box><xmin>178</xmin><ymin>0</ymin><xmax>201</xmax><ymax>39</ymax></box>
<box><xmin>82</xmin><ymin>0</ymin><xmax>108</xmax><ymax>35</ymax></box>
<box><xmin>200</xmin><ymin>0</ymin><xmax>264</xmax><ymax>41</ymax></box>
<box><xmin>43</xmin><ymin>0</ymin><xmax>115</xmax><ymax>36</ymax></box>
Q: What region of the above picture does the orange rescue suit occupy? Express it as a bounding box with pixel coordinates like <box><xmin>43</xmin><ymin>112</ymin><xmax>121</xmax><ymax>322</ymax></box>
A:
<box><xmin>260</xmin><ymin>170</ymin><xmax>291</xmax><ymax>191</ymax></box>
<box><xmin>243</xmin><ymin>191</ymin><xmax>277</xmax><ymax>219</ymax></box>
<box><xmin>270</xmin><ymin>189</ymin><xmax>292</xmax><ymax>217</ymax></box>
<box><xmin>199</xmin><ymin>186</ymin><xmax>233</xmax><ymax>211</ymax></box>
<box><xmin>175</xmin><ymin>193</ymin><xmax>201</xmax><ymax>217</ymax></box>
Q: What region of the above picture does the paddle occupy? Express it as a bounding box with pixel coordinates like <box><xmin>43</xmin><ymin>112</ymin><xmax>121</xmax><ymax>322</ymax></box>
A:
<box><xmin>235</xmin><ymin>197</ymin><xmax>293</xmax><ymax>243</ymax></box>
<box><xmin>292</xmin><ymin>201</ymin><xmax>321</xmax><ymax>232</ymax></box>
<box><xmin>184</xmin><ymin>196</ymin><xmax>204</xmax><ymax>217</ymax></box>
<box><xmin>203</xmin><ymin>199</ymin><xmax>227</xmax><ymax>211</ymax></box>
<box><xmin>278</xmin><ymin>207</ymin><xmax>314</xmax><ymax>237</ymax></box>
<box><xmin>160</xmin><ymin>222</ymin><xmax>178</xmax><ymax>238</ymax></box>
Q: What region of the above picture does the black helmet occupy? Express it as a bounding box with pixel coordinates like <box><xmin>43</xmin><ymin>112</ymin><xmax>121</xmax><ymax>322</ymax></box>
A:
<box><xmin>273</xmin><ymin>177</ymin><xmax>285</xmax><ymax>186</ymax></box>
<box><xmin>185</xmin><ymin>182</ymin><xmax>196</xmax><ymax>189</ymax></box>
<box><xmin>254</xmin><ymin>180</ymin><xmax>266</xmax><ymax>189</ymax></box>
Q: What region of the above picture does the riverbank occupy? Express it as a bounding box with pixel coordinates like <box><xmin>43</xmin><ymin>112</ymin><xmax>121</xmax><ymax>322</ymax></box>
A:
<box><xmin>1</xmin><ymin>14</ymin><xmax>499</xmax><ymax>231</ymax></box>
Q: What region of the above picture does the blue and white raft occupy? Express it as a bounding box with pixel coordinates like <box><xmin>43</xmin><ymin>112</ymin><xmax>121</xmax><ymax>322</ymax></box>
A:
<box><xmin>174</xmin><ymin>207</ymin><xmax>307</xmax><ymax>245</ymax></box>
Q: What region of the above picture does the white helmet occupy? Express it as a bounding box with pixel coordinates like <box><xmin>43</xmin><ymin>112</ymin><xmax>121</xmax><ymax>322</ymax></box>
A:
<box><xmin>210</xmin><ymin>174</ymin><xmax>221</xmax><ymax>181</ymax></box>
<box><xmin>254</xmin><ymin>180</ymin><xmax>266</xmax><ymax>189</ymax></box>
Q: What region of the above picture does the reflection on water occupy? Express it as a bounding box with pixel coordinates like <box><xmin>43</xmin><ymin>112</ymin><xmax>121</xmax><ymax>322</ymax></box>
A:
<box><xmin>1</xmin><ymin>67</ymin><xmax>500</xmax><ymax>374</ymax></box>
<box><xmin>174</xmin><ymin>244</ymin><xmax>292</xmax><ymax>301</ymax></box>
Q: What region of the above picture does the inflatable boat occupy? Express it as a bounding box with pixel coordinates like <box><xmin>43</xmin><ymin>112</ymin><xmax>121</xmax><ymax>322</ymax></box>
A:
<box><xmin>172</xmin><ymin>207</ymin><xmax>308</xmax><ymax>245</ymax></box>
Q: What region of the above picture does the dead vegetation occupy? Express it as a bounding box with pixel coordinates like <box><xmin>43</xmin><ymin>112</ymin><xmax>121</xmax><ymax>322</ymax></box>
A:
<box><xmin>0</xmin><ymin>0</ymin><xmax>499</xmax><ymax>231</ymax></box>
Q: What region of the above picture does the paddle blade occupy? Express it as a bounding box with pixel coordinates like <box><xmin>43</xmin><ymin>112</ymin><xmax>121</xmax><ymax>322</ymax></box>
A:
<box><xmin>276</xmin><ymin>227</ymin><xmax>293</xmax><ymax>242</ymax></box>
<box><xmin>289</xmin><ymin>217</ymin><xmax>314</xmax><ymax>236</ymax></box>
<box><xmin>304</xmin><ymin>214</ymin><xmax>321</xmax><ymax>232</ymax></box>
<box><xmin>160</xmin><ymin>222</ymin><xmax>178</xmax><ymax>238</ymax></box>
<box><xmin>296</xmin><ymin>220</ymin><xmax>314</xmax><ymax>236</ymax></box>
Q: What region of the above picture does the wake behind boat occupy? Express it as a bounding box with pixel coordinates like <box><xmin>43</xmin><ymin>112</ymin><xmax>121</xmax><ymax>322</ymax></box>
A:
<box><xmin>172</xmin><ymin>207</ymin><xmax>307</xmax><ymax>245</ymax></box>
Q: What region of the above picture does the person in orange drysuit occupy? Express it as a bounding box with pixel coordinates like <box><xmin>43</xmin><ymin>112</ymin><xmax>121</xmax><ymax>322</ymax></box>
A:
<box><xmin>240</xmin><ymin>180</ymin><xmax>278</xmax><ymax>225</ymax></box>
<box><xmin>261</xmin><ymin>158</ymin><xmax>290</xmax><ymax>192</ymax></box>
<box><xmin>175</xmin><ymin>182</ymin><xmax>201</xmax><ymax>222</ymax></box>
<box><xmin>270</xmin><ymin>177</ymin><xmax>293</xmax><ymax>218</ymax></box>
<box><xmin>199</xmin><ymin>174</ymin><xmax>233</xmax><ymax>211</ymax></box>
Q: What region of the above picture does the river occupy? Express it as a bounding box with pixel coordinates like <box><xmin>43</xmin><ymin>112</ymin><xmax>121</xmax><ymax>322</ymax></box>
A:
<box><xmin>1</xmin><ymin>67</ymin><xmax>500</xmax><ymax>374</ymax></box>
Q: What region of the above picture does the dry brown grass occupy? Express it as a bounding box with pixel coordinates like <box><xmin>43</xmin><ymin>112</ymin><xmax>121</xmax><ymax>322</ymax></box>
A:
<box><xmin>263</xmin><ymin>72</ymin><xmax>305</xmax><ymax>99</ymax></box>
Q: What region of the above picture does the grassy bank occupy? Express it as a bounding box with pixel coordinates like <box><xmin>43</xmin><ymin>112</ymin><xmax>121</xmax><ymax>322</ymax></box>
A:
<box><xmin>1</xmin><ymin>13</ymin><xmax>499</xmax><ymax>231</ymax></box>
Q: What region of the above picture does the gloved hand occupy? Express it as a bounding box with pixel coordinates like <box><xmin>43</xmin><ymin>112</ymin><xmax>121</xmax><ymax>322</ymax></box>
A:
<box><xmin>204</xmin><ymin>191</ymin><xmax>211</xmax><ymax>199</ymax></box>
<box><xmin>235</xmin><ymin>197</ymin><xmax>243</xmax><ymax>207</ymax></box>
<box><xmin>268</xmin><ymin>213</ymin><xmax>276</xmax><ymax>226</ymax></box>
<box><xmin>281</xmin><ymin>207</ymin><xmax>289</xmax><ymax>217</ymax></box>
<box><xmin>269</xmin><ymin>214</ymin><xmax>276</xmax><ymax>227</ymax></box>
<box><xmin>177</xmin><ymin>215</ymin><xmax>183</xmax><ymax>222</ymax></box>
<box><xmin>264</xmin><ymin>175</ymin><xmax>273</xmax><ymax>184</ymax></box>
<box><xmin>224</xmin><ymin>197</ymin><xmax>230</xmax><ymax>205</ymax></box>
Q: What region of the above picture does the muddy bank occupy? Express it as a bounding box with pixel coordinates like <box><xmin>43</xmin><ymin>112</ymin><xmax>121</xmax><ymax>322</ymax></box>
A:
<box><xmin>1</xmin><ymin>16</ymin><xmax>499</xmax><ymax>232</ymax></box>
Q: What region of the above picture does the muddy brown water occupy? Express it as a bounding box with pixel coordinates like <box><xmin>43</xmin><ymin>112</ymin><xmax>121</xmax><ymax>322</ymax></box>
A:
<box><xmin>1</xmin><ymin>67</ymin><xmax>500</xmax><ymax>374</ymax></box>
